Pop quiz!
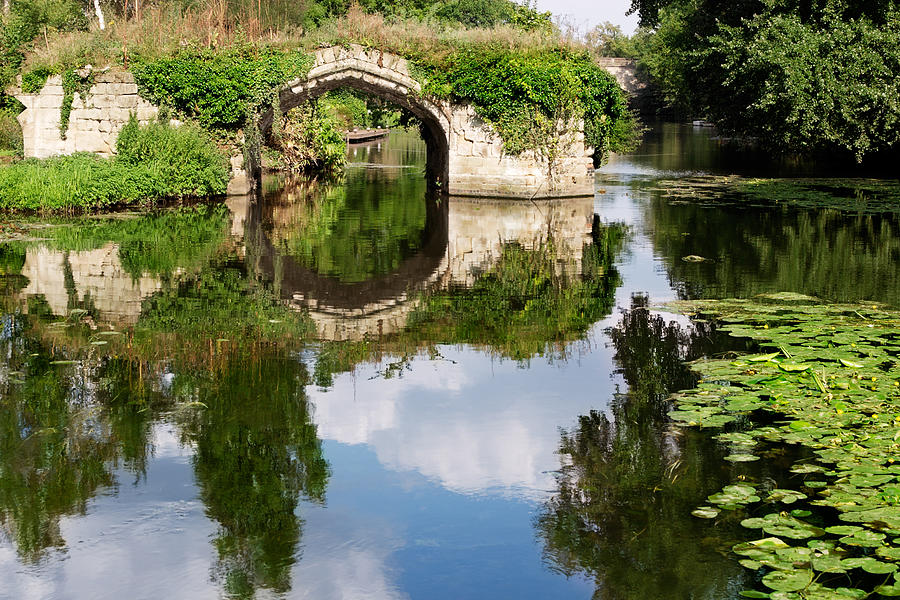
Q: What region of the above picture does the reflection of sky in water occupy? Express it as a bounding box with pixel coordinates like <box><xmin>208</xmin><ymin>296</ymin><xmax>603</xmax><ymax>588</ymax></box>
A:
<box><xmin>309</xmin><ymin>341</ymin><xmax>620</xmax><ymax>499</ymax></box>
<box><xmin>1</xmin><ymin>423</ymin><xmax>219</xmax><ymax>599</ymax></box>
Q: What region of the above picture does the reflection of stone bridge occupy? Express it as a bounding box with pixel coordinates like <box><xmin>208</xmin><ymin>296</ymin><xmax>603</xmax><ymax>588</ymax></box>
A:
<box><xmin>13</xmin><ymin>194</ymin><xmax>593</xmax><ymax>339</ymax></box>
<box><xmin>244</xmin><ymin>194</ymin><xmax>594</xmax><ymax>341</ymax></box>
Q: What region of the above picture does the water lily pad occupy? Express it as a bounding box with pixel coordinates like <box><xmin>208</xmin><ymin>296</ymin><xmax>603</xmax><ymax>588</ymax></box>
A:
<box><xmin>876</xmin><ymin>584</ymin><xmax>900</xmax><ymax>596</ymax></box>
<box><xmin>840</xmin><ymin>530</ymin><xmax>886</xmax><ymax>547</ymax></box>
<box><xmin>824</xmin><ymin>526</ymin><xmax>863</xmax><ymax>535</ymax></box>
<box><xmin>748</xmin><ymin>353</ymin><xmax>782</xmax><ymax>362</ymax></box>
<box><xmin>725</xmin><ymin>454</ymin><xmax>761</xmax><ymax>462</ymax></box>
<box><xmin>877</xmin><ymin>546</ymin><xmax>900</xmax><ymax>560</ymax></box>
<box><xmin>692</xmin><ymin>506</ymin><xmax>720</xmax><ymax>519</ymax></box>
<box><xmin>779</xmin><ymin>364</ymin><xmax>810</xmax><ymax>373</ymax></box>
<box><xmin>768</xmin><ymin>489</ymin><xmax>808</xmax><ymax>504</ymax></box>
<box><xmin>762</xmin><ymin>569</ymin><xmax>813</xmax><ymax>592</ymax></box>
<box><xmin>839</xmin><ymin>359</ymin><xmax>864</xmax><ymax>368</ymax></box>
<box><xmin>810</xmin><ymin>554</ymin><xmax>847</xmax><ymax>573</ymax></box>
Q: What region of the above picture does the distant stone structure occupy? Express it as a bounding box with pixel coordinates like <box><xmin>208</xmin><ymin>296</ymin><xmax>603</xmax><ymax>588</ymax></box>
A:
<box><xmin>9</xmin><ymin>47</ymin><xmax>638</xmax><ymax>198</ymax></box>
<box><xmin>268</xmin><ymin>45</ymin><xmax>594</xmax><ymax>198</ymax></box>
<box><xmin>596</xmin><ymin>57</ymin><xmax>653</xmax><ymax>113</ymax></box>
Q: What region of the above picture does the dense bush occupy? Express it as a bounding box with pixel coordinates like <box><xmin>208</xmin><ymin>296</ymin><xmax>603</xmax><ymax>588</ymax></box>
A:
<box><xmin>116</xmin><ymin>117</ymin><xmax>230</xmax><ymax>190</ymax></box>
<box><xmin>0</xmin><ymin>0</ymin><xmax>88</xmax><ymax>95</ymax></box>
<box><xmin>319</xmin><ymin>88</ymin><xmax>369</xmax><ymax>128</ymax></box>
<box><xmin>630</xmin><ymin>0</ymin><xmax>900</xmax><ymax>160</ymax></box>
<box><xmin>414</xmin><ymin>46</ymin><xmax>637</xmax><ymax>158</ymax></box>
<box><xmin>273</xmin><ymin>102</ymin><xmax>346</xmax><ymax>173</ymax></box>
<box><xmin>0</xmin><ymin>120</ymin><xmax>228</xmax><ymax>212</ymax></box>
<box><xmin>130</xmin><ymin>45</ymin><xmax>314</xmax><ymax>131</ymax></box>
<box><xmin>0</xmin><ymin>109</ymin><xmax>23</xmax><ymax>157</ymax></box>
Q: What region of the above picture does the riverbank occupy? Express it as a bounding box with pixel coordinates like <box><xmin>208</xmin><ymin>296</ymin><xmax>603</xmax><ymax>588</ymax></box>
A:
<box><xmin>0</xmin><ymin>118</ymin><xmax>228</xmax><ymax>213</ymax></box>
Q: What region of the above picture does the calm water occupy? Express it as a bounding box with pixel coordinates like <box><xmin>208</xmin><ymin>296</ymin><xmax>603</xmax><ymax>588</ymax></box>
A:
<box><xmin>1</xmin><ymin>125</ymin><xmax>899</xmax><ymax>600</ymax></box>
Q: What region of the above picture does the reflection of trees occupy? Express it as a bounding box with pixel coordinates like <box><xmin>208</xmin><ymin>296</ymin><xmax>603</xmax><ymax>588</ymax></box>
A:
<box><xmin>265</xmin><ymin>170</ymin><xmax>428</xmax><ymax>283</ymax></box>
<box><xmin>176</xmin><ymin>356</ymin><xmax>329</xmax><ymax>599</ymax></box>
<box><xmin>308</xmin><ymin>220</ymin><xmax>627</xmax><ymax>386</ymax></box>
<box><xmin>648</xmin><ymin>197</ymin><xmax>900</xmax><ymax>305</ymax></box>
<box><xmin>537</xmin><ymin>296</ymin><xmax>751</xmax><ymax>600</ymax></box>
<box><xmin>0</xmin><ymin>318</ymin><xmax>156</xmax><ymax>560</ymax></box>
<box><xmin>401</xmin><ymin>220</ymin><xmax>626</xmax><ymax>360</ymax></box>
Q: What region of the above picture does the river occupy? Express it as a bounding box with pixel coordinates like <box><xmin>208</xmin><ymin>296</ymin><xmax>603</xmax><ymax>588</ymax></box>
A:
<box><xmin>0</xmin><ymin>123</ymin><xmax>898</xmax><ymax>599</ymax></box>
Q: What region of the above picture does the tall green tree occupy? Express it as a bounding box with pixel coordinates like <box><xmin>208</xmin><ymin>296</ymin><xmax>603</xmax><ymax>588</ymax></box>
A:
<box><xmin>633</xmin><ymin>0</ymin><xmax>900</xmax><ymax>160</ymax></box>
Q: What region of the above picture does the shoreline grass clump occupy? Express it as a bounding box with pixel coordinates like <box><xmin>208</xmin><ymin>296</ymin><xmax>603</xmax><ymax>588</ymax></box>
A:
<box><xmin>666</xmin><ymin>294</ymin><xmax>900</xmax><ymax>598</ymax></box>
<box><xmin>0</xmin><ymin>118</ymin><xmax>228</xmax><ymax>213</ymax></box>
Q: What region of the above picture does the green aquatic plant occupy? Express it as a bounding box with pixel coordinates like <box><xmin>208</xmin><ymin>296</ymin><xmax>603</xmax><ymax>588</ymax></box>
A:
<box><xmin>650</xmin><ymin>176</ymin><xmax>900</xmax><ymax>214</ymax></box>
<box><xmin>666</xmin><ymin>295</ymin><xmax>900</xmax><ymax>599</ymax></box>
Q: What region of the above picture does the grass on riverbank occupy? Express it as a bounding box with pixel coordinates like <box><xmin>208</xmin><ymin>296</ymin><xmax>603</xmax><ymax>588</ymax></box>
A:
<box><xmin>0</xmin><ymin>118</ymin><xmax>228</xmax><ymax>213</ymax></box>
<box><xmin>667</xmin><ymin>294</ymin><xmax>900</xmax><ymax>598</ymax></box>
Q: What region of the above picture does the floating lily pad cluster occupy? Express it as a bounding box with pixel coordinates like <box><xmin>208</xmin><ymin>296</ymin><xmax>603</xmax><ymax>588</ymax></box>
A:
<box><xmin>647</xmin><ymin>176</ymin><xmax>900</xmax><ymax>214</ymax></box>
<box><xmin>667</xmin><ymin>295</ymin><xmax>900</xmax><ymax>599</ymax></box>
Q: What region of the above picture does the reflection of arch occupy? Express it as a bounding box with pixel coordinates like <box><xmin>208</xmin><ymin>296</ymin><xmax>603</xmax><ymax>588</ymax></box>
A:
<box><xmin>260</xmin><ymin>47</ymin><xmax>451</xmax><ymax>188</ymax></box>
<box><xmin>240</xmin><ymin>185</ymin><xmax>595</xmax><ymax>340</ymax></box>
<box><xmin>245</xmin><ymin>191</ymin><xmax>449</xmax><ymax>333</ymax></box>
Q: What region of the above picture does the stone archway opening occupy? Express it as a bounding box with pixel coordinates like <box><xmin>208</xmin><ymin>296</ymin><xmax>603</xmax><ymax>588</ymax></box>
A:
<box><xmin>258</xmin><ymin>48</ymin><xmax>452</xmax><ymax>190</ymax></box>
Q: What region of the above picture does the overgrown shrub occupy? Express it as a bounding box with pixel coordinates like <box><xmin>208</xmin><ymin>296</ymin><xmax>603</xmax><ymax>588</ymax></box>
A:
<box><xmin>116</xmin><ymin>117</ymin><xmax>230</xmax><ymax>193</ymax></box>
<box><xmin>0</xmin><ymin>0</ymin><xmax>88</xmax><ymax>92</ymax></box>
<box><xmin>320</xmin><ymin>88</ymin><xmax>369</xmax><ymax>129</ymax></box>
<box><xmin>130</xmin><ymin>45</ymin><xmax>314</xmax><ymax>131</ymax></box>
<box><xmin>0</xmin><ymin>110</ymin><xmax>23</xmax><ymax>157</ymax></box>
<box><xmin>273</xmin><ymin>102</ymin><xmax>346</xmax><ymax>173</ymax></box>
<box><xmin>414</xmin><ymin>45</ymin><xmax>637</xmax><ymax>158</ymax></box>
<box><xmin>0</xmin><ymin>120</ymin><xmax>229</xmax><ymax>212</ymax></box>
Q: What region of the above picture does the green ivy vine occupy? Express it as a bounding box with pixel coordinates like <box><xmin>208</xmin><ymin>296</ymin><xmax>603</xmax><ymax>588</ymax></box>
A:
<box><xmin>59</xmin><ymin>68</ymin><xmax>94</xmax><ymax>139</ymax></box>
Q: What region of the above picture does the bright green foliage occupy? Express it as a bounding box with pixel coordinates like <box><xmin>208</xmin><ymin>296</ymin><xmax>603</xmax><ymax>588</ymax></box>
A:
<box><xmin>0</xmin><ymin>0</ymin><xmax>87</xmax><ymax>94</ymax></box>
<box><xmin>311</xmin><ymin>0</ymin><xmax>551</xmax><ymax>29</ymax></box>
<box><xmin>115</xmin><ymin>117</ymin><xmax>230</xmax><ymax>191</ymax></box>
<box><xmin>414</xmin><ymin>46</ymin><xmax>637</xmax><ymax>157</ymax></box>
<box><xmin>0</xmin><ymin>109</ymin><xmax>22</xmax><ymax>157</ymax></box>
<box><xmin>20</xmin><ymin>67</ymin><xmax>51</xmax><ymax>93</ymax></box>
<box><xmin>635</xmin><ymin>0</ymin><xmax>900</xmax><ymax>160</ymax></box>
<box><xmin>0</xmin><ymin>120</ymin><xmax>228</xmax><ymax>211</ymax></box>
<box><xmin>130</xmin><ymin>46</ymin><xmax>314</xmax><ymax>131</ymax></box>
<box><xmin>320</xmin><ymin>88</ymin><xmax>369</xmax><ymax>128</ymax></box>
<box><xmin>667</xmin><ymin>296</ymin><xmax>900</xmax><ymax>599</ymax></box>
<box><xmin>58</xmin><ymin>68</ymin><xmax>92</xmax><ymax>138</ymax></box>
<box><xmin>273</xmin><ymin>101</ymin><xmax>346</xmax><ymax>174</ymax></box>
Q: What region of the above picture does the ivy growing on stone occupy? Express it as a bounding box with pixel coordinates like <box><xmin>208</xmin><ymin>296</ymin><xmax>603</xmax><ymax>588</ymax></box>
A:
<box><xmin>59</xmin><ymin>68</ymin><xmax>93</xmax><ymax>139</ymax></box>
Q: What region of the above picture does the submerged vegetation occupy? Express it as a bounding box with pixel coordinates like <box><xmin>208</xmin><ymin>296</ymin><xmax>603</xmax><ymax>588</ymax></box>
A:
<box><xmin>665</xmin><ymin>295</ymin><xmax>900</xmax><ymax>598</ymax></box>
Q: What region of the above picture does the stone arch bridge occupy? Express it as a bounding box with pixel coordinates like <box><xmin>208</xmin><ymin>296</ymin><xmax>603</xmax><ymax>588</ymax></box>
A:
<box><xmin>11</xmin><ymin>45</ymin><xmax>641</xmax><ymax>199</ymax></box>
